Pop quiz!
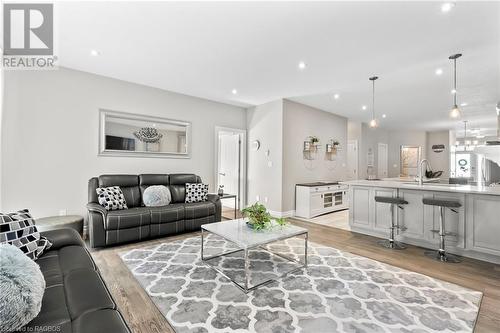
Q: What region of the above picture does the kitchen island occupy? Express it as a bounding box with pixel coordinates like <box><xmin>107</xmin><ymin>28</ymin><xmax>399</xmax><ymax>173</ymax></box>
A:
<box><xmin>341</xmin><ymin>179</ymin><xmax>500</xmax><ymax>264</ymax></box>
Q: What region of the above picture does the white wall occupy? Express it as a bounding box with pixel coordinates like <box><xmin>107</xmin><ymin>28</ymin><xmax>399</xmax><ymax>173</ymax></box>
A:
<box><xmin>387</xmin><ymin>130</ymin><xmax>427</xmax><ymax>177</ymax></box>
<box><xmin>0</xmin><ymin>67</ymin><xmax>4</xmax><ymax>211</ymax></box>
<box><xmin>1</xmin><ymin>68</ymin><xmax>246</xmax><ymax>218</ymax></box>
<box><xmin>246</xmin><ymin>100</ymin><xmax>283</xmax><ymax>212</ymax></box>
<box><xmin>360</xmin><ymin>123</ymin><xmax>389</xmax><ymax>179</ymax></box>
<box><xmin>427</xmin><ymin>130</ymin><xmax>450</xmax><ymax>179</ymax></box>
<box><xmin>282</xmin><ymin>100</ymin><xmax>347</xmax><ymax>212</ymax></box>
<box><xmin>347</xmin><ymin>120</ymin><xmax>432</xmax><ymax>179</ymax></box>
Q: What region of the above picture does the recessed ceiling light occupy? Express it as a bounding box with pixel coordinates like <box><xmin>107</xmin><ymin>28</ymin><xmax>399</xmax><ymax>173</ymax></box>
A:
<box><xmin>382</xmin><ymin>114</ymin><xmax>387</xmax><ymax>118</ymax></box>
<box><xmin>460</xmin><ymin>102</ymin><xmax>468</xmax><ymax>107</ymax></box>
<box><xmin>298</xmin><ymin>61</ymin><xmax>307</xmax><ymax>70</ymax></box>
<box><xmin>90</xmin><ymin>49</ymin><xmax>100</xmax><ymax>56</ymax></box>
<box><xmin>333</xmin><ymin>94</ymin><xmax>340</xmax><ymax>100</ymax></box>
<box><xmin>435</xmin><ymin>68</ymin><xmax>443</xmax><ymax>75</ymax></box>
<box><xmin>362</xmin><ymin>105</ymin><xmax>367</xmax><ymax>110</ymax></box>
<box><xmin>441</xmin><ymin>2</ymin><xmax>455</xmax><ymax>13</ymax></box>
<box><xmin>231</xmin><ymin>89</ymin><xmax>238</xmax><ymax>95</ymax></box>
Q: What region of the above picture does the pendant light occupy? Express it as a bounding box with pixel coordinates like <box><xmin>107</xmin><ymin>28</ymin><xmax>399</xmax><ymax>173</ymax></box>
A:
<box><xmin>369</xmin><ymin>76</ymin><xmax>379</xmax><ymax>128</ymax></box>
<box><xmin>449</xmin><ymin>53</ymin><xmax>462</xmax><ymax>119</ymax></box>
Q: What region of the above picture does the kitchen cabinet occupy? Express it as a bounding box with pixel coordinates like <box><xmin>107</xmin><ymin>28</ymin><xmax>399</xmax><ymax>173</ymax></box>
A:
<box><xmin>344</xmin><ymin>180</ymin><xmax>500</xmax><ymax>264</ymax></box>
<box><xmin>295</xmin><ymin>183</ymin><xmax>349</xmax><ymax>219</ymax></box>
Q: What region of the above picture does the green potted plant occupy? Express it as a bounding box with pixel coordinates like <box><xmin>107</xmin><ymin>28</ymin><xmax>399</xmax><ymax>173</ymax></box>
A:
<box><xmin>241</xmin><ymin>202</ymin><xmax>288</xmax><ymax>230</ymax></box>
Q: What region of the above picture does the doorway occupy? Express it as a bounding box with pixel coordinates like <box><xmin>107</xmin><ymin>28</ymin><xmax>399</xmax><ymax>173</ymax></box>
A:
<box><xmin>378</xmin><ymin>143</ymin><xmax>388</xmax><ymax>179</ymax></box>
<box><xmin>347</xmin><ymin>140</ymin><xmax>359</xmax><ymax>180</ymax></box>
<box><xmin>215</xmin><ymin>127</ymin><xmax>246</xmax><ymax>217</ymax></box>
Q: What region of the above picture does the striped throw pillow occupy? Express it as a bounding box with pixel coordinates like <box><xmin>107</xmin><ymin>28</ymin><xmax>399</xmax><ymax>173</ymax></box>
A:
<box><xmin>0</xmin><ymin>209</ymin><xmax>52</xmax><ymax>260</ymax></box>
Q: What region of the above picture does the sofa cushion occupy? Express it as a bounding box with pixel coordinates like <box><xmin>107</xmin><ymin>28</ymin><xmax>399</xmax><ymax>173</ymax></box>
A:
<box><xmin>99</xmin><ymin>175</ymin><xmax>141</xmax><ymax>208</ymax></box>
<box><xmin>149</xmin><ymin>204</ymin><xmax>185</xmax><ymax>224</ymax></box>
<box><xmin>64</xmin><ymin>269</ymin><xmax>115</xmax><ymax>320</ymax></box>
<box><xmin>185</xmin><ymin>183</ymin><xmax>209</xmax><ymax>203</ymax></box>
<box><xmin>0</xmin><ymin>209</ymin><xmax>52</xmax><ymax>260</ymax></box>
<box><xmin>37</xmin><ymin>246</ymin><xmax>95</xmax><ymax>287</ymax></box>
<box><xmin>143</xmin><ymin>185</ymin><xmax>171</xmax><ymax>207</ymax></box>
<box><xmin>72</xmin><ymin>309</ymin><xmax>129</xmax><ymax>333</ymax></box>
<box><xmin>0</xmin><ymin>244</ymin><xmax>45</xmax><ymax>333</ymax></box>
<box><xmin>169</xmin><ymin>174</ymin><xmax>201</xmax><ymax>203</ymax></box>
<box><xmin>96</xmin><ymin>186</ymin><xmax>128</xmax><ymax>211</ymax></box>
<box><xmin>24</xmin><ymin>285</ymin><xmax>72</xmax><ymax>332</ymax></box>
<box><xmin>19</xmin><ymin>228</ymin><xmax>130</xmax><ymax>333</ymax></box>
<box><xmin>105</xmin><ymin>208</ymin><xmax>151</xmax><ymax>230</ymax></box>
<box><xmin>184</xmin><ymin>201</ymin><xmax>216</xmax><ymax>219</ymax></box>
<box><xmin>24</xmin><ymin>269</ymin><xmax>115</xmax><ymax>332</ymax></box>
<box><xmin>139</xmin><ymin>174</ymin><xmax>169</xmax><ymax>202</ymax></box>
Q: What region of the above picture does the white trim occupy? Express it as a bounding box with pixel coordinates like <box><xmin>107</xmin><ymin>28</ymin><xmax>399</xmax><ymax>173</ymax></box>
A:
<box><xmin>269</xmin><ymin>210</ymin><xmax>295</xmax><ymax>218</ymax></box>
<box><xmin>214</xmin><ymin>126</ymin><xmax>247</xmax><ymax>210</ymax></box>
<box><xmin>347</xmin><ymin>139</ymin><xmax>359</xmax><ymax>180</ymax></box>
<box><xmin>377</xmin><ymin>142</ymin><xmax>389</xmax><ymax>178</ymax></box>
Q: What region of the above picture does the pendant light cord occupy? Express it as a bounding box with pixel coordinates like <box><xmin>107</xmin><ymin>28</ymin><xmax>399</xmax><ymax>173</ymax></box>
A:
<box><xmin>372</xmin><ymin>78</ymin><xmax>375</xmax><ymax>120</ymax></box>
<box><xmin>453</xmin><ymin>58</ymin><xmax>457</xmax><ymax>106</ymax></box>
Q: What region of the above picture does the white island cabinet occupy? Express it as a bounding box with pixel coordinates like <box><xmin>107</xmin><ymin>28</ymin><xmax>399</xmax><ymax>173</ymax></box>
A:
<box><xmin>343</xmin><ymin>180</ymin><xmax>500</xmax><ymax>264</ymax></box>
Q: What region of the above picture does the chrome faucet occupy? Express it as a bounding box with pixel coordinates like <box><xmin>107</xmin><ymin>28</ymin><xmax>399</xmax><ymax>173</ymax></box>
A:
<box><xmin>417</xmin><ymin>159</ymin><xmax>429</xmax><ymax>185</ymax></box>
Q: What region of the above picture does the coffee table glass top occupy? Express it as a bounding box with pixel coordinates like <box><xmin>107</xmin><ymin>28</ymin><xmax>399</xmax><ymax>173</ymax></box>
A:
<box><xmin>201</xmin><ymin>218</ymin><xmax>307</xmax><ymax>249</ymax></box>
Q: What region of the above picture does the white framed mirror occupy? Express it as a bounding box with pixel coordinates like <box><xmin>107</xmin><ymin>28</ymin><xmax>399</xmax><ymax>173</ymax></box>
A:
<box><xmin>99</xmin><ymin>109</ymin><xmax>191</xmax><ymax>158</ymax></box>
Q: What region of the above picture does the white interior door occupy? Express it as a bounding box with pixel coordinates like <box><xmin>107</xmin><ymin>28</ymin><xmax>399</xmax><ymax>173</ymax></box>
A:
<box><xmin>347</xmin><ymin>140</ymin><xmax>359</xmax><ymax>180</ymax></box>
<box><xmin>217</xmin><ymin>132</ymin><xmax>240</xmax><ymax>208</ymax></box>
<box><xmin>378</xmin><ymin>143</ymin><xmax>388</xmax><ymax>179</ymax></box>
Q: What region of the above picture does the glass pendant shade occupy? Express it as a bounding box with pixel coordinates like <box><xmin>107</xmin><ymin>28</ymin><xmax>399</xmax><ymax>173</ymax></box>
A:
<box><xmin>369</xmin><ymin>119</ymin><xmax>378</xmax><ymax>128</ymax></box>
<box><xmin>450</xmin><ymin>105</ymin><xmax>461</xmax><ymax>119</ymax></box>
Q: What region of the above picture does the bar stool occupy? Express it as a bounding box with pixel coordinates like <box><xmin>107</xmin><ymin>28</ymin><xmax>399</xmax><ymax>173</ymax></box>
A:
<box><xmin>422</xmin><ymin>198</ymin><xmax>461</xmax><ymax>263</ymax></box>
<box><xmin>374</xmin><ymin>196</ymin><xmax>408</xmax><ymax>250</ymax></box>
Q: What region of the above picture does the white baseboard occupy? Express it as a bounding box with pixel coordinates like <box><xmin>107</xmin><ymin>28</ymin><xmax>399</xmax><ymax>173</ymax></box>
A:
<box><xmin>269</xmin><ymin>210</ymin><xmax>295</xmax><ymax>218</ymax></box>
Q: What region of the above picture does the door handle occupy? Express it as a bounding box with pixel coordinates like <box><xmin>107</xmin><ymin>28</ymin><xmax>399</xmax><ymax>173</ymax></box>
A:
<box><xmin>219</xmin><ymin>173</ymin><xmax>226</xmax><ymax>176</ymax></box>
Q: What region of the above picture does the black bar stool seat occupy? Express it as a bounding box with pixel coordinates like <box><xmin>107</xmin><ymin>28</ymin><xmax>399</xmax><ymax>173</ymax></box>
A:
<box><xmin>374</xmin><ymin>196</ymin><xmax>408</xmax><ymax>250</ymax></box>
<box><xmin>423</xmin><ymin>197</ymin><xmax>462</xmax><ymax>263</ymax></box>
<box><xmin>422</xmin><ymin>198</ymin><xmax>461</xmax><ymax>208</ymax></box>
<box><xmin>375</xmin><ymin>196</ymin><xmax>408</xmax><ymax>205</ymax></box>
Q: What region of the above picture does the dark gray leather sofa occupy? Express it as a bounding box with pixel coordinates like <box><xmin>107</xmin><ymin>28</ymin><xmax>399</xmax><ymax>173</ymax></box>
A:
<box><xmin>19</xmin><ymin>228</ymin><xmax>130</xmax><ymax>333</ymax></box>
<box><xmin>87</xmin><ymin>174</ymin><xmax>221</xmax><ymax>248</ymax></box>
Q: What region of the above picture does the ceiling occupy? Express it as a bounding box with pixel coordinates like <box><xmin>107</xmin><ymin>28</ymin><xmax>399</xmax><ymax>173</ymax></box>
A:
<box><xmin>57</xmin><ymin>1</ymin><xmax>500</xmax><ymax>135</ymax></box>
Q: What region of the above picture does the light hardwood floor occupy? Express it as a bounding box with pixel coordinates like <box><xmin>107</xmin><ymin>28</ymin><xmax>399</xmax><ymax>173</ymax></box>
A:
<box><xmin>91</xmin><ymin>219</ymin><xmax>500</xmax><ymax>333</ymax></box>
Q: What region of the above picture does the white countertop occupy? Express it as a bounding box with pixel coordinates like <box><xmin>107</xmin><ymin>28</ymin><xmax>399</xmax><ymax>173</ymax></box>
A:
<box><xmin>340</xmin><ymin>179</ymin><xmax>500</xmax><ymax>196</ymax></box>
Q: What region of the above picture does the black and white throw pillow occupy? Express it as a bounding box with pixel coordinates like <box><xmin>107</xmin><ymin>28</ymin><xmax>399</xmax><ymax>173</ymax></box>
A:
<box><xmin>0</xmin><ymin>209</ymin><xmax>52</xmax><ymax>260</ymax></box>
<box><xmin>96</xmin><ymin>186</ymin><xmax>128</xmax><ymax>211</ymax></box>
<box><xmin>185</xmin><ymin>183</ymin><xmax>209</xmax><ymax>203</ymax></box>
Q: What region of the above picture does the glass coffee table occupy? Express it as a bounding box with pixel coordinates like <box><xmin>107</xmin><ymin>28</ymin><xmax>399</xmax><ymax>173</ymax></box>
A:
<box><xmin>201</xmin><ymin>219</ymin><xmax>308</xmax><ymax>293</ymax></box>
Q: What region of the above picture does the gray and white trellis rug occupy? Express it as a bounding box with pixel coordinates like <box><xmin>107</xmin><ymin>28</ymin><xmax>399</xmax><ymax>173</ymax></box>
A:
<box><xmin>120</xmin><ymin>234</ymin><xmax>482</xmax><ymax>333</ymax></box>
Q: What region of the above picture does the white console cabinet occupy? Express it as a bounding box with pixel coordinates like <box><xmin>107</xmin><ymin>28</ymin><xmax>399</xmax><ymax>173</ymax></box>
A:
<box><xmin>295</xmin><ymin>183</ymin><xmax>348</xmax><ymax>219</ymax></box>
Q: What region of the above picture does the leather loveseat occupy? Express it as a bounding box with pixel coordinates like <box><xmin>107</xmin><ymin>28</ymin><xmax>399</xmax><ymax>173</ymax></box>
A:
<box><xmin>87</xmin><ymin>174</ymin><xmax>221</xmax><ymax>248</ymax></box>
<box><xmin>19</xmin><ymin>228</ymin><xmax>130</xmax><ymax>333</ymax></box>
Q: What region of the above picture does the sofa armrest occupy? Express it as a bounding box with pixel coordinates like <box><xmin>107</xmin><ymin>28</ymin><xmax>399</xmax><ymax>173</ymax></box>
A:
<box><xmin>41</xmin><ymin>228</ymin><xmax>84</xmax><ymax>250</ymax></box>
<box><xmin>87</xmin><ymin>203</ymin><xmax>108</xmax><ymax>217</ymax></box>
<box><xmin>207</xmin><ymin>194</ymin><xmax>222</xmax><ymax>222</ymax></box>
<box><xmin>87</xmin><ymin>203</ymin><xmax>107</xmax><ymax>248</ymax></box>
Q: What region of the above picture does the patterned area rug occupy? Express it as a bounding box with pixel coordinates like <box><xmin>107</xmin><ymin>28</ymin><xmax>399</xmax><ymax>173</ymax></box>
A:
<box><xmin>120</xmin><ymin>234</ymin><xmax>482</xmax><ymax>333</ymax></box>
